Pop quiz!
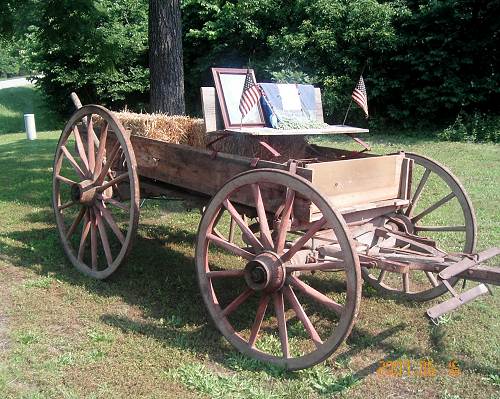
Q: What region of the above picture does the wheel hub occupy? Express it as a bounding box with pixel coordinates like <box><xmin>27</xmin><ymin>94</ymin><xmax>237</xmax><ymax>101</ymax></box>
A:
<box><xmin>71</xmin><ymin>180</ymin><xmax>97</xmax><ymax>205</ymax></box>
<box><xmin>244</xmin><ymin>252</ymin><xmax>285</xmax><ymax>292</ymax></box>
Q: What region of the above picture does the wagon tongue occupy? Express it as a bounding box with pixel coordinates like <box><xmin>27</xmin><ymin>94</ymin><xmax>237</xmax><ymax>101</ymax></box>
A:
<box><xmin>426</xmin><ymin>247</ymin><xmax>500</xmax><ymax>321</ymax></box>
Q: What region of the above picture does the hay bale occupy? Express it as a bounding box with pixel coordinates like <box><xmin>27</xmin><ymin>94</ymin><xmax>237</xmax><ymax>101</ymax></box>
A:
<box><xmin>95</xmin><ymin>111</ymin><xmax>308</xmax><ymax>162</ymax></box>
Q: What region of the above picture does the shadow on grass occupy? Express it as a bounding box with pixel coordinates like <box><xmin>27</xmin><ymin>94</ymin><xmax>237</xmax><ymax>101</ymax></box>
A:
<box><xmin>0</xmin><ymin>86</ymin><xmax>62</xmax><ymax>134</ymax></box>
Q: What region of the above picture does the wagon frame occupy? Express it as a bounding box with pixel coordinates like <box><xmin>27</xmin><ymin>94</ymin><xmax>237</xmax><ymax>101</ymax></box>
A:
<box><xmin>51</xmin><ymin>89</ymin><xmax>499</xmax><ymax>370</ymax></box>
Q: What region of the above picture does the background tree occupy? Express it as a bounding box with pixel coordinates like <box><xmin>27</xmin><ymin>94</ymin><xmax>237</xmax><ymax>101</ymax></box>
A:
<box><xmin>149</xmin><ymin>0</ymin><xmax>185</xmax><ymax>114</ymax></box>
<box><xmin>25</xmin><ymin>0</ymin><xmax>149</xmax><ymax>112</ymax></box>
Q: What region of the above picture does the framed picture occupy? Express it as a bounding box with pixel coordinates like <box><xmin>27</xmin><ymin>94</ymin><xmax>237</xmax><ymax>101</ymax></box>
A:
<box><xmin>211</xmin><ymin>67</ymin><xmax>266</xmax><ymax>129</ymax></box>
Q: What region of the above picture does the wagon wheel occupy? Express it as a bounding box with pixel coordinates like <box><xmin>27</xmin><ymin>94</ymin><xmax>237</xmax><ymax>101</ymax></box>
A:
<box><xmin>362</xmin><ymin>153</ymin><xmax>477</xmax><ymax>301</ymax></box>
<box><xmin>52</xmin><ymin>105</ymin><xmax>139</xmax><ymax>279</ymax></box>
<box><xmin>196</xmin><ymin>169</ymin><xmax>361</xmax><ymax>370</ymax></box>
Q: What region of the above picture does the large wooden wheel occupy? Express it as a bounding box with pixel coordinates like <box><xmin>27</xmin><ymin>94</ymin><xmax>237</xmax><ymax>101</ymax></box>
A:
<box><xmin>52</xmin><ymin>105</ymin><xmax>139</xmax><ymax>279</ymax></box>
<box><xmin>195</xmin><ymin>169</ymin><xmax>361</xmax><ymax>370</ymax></box>
<box><xmin>362</xmin><ymin>153</ymin><xmax>477</xmax><ymax>301</ymax></box>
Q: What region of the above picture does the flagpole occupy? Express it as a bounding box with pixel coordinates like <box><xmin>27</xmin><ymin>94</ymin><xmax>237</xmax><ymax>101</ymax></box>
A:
<box><xmin>342</xmin><ymin>100</ymin><xmax>353</xmax><ymax>126</ymax></box>
<box><xmin>342</xmin><ymin>61</ymin><xmax>368</xmax><ymax>126</ymax></box>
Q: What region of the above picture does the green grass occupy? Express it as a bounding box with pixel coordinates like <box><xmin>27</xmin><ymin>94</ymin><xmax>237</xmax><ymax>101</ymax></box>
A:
<box><xmin>0</xmin><ymin>89</ymin><xmax>498</xmax><ymax>398</ymax></box>
<box><xmin>0</xmin><ymin>86</ymin><xmax>61</xmax><ymax>134</ymax></box>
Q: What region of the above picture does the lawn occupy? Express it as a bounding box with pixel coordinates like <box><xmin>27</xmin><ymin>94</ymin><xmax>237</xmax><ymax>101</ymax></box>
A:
<box><xmin>0</xmin><ymin>88</ymin><xmax>498</xmax><ymax>399</ymax></box>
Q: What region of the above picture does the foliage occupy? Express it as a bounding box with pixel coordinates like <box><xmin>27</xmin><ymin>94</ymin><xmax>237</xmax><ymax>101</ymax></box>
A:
<box><xmin>0</xmin><ymin>38</ymin><xmax>23</xmax><ymax>78</ymax></box>
<box><xmin>438</xmin><ymin>112</ymin><xmax>500</xmax><ymax>143</ymax></box>
<box><xmin>181</xmin><ymin>0</ymin><xmax>499</xmax><ymax>131</ymax></box>
<box><xmin>375</xmin><ymin>0</ymin><xmax>500</xmax><ymax>125</ymax></box>
<box><xmin>182</xmin><ymin>0</ymin><xmax>402</xmax><ymax>121</ymax></box>
<box><xmin>2</xmin><ymin>0</ymin><xmax>499</xmax><ymax>138</ymax></box>
<box><xmin>24</xmin><ymin>0</ymin><xmax>149</xmax><ymax>113</ymax></box>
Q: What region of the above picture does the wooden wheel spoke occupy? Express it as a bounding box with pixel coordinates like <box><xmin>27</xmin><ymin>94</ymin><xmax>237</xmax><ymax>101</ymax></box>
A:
<box><xmin>273</xmin><ymin>291</ymin><xmax>290</xmax><ymax>359</ymax></box>
<box><xmin>72</xmin><ymin>126</ymin><xmax>90</xmax><ymax>172</ymax></box>
<box><xmin>406</xmin><ymin>168</ymin><xmax>431</xmax><ymax>216</ymax></box>
<box><xmin>222</xmin><ymin>288</ymin><xmax>253</xmax><ymax>317</ymax></box>
<box><xmin>251</xmin><ymin>184</ymin><xmax>273</xmax><ymax>249</ymax></box>
<box><xmin>403</xmin><ymin>273</ymin><xmax>410</xmax><ymax>293</ymax></box>
<box><xmin>94</xmin><ymin>122</ymin><xmax>108</xmax><ymax>179</ymax></box>
<box><xmin>65</xmin><ymin>207</ymin><xmax>86</xmax><ymax>239</ymax></box>
<box><xmin>411</xmin><ymin>192</ymin><xmax>455</xmax><ymax>223</ymax></box>
<box><xmin>283</xmin><ymin>286</ymin><xmax>323</xmax><ymax>348</ymax></box>
<box><xmin>286</xmin><ymin>261</ymin><xmax>344</xmax><ymax>272</ymax></box>
<box><xmin>96</xmin><ymin>202</ymin><xmax>125</xmax><ymax>244</ymax></box>
<box><xmin>94</xmin><ymin>209</ymin><xmax>113</xmax><ymax>267</ymax></box>
<box><xmin>414</xmin><ymin>225</ymin><xmax>466</xmax><ymax>232</ymax></box>
<box><xmin>425</xmin><ymin>271</ymin><xmax>440</xmax><ymax>287</ymax></box>
<box><xmin>61</xmin><ymin>146</ymin><xmax>86</xmax><ymax>179</ymax></box>
<box><xmin>275</xmin><ymin>189</ymin><xmax>295</xmax><ymax>254</ymax></box>
<box><xmin>288</xmin><ymin>275</ymin><xmax>343</xmax><ymax>316</ymax></box>
<box><xmin>103</xmin><ymin>197</ymin><xmax>129</xmax><ymax>211</ymax></box>
<box><xmin>207</xmin><ymin>233</ymin><xmax>254</xmax><ymax>260</ymax></box>
<box><xmin>89</xmin><ymin>210</ymin><xmax>98</xmax><ymax>269</ymax></box>
<box><xmin>97</xmin><ymin>173</ymin><xmax>129</xmax><ymax>193</ymax></box>
<box><xmin>56</xmin><ymin>175</ymin><xmax>76</xmax><ymax>186</ymax></box>
<box><xmin>223</xmin><ymin>199</ymin><xmax>264</xmax><ymax>251</ymax></box>
<box><xmin>58</xmin><ymin>200</ymin><xmax>77</xmax><ymax>211</ymax></box>
<box><xmin>280</xmin><ymin>217</ymin><xmax>326</xmax><ymax>263</ymax></box>
<box><xmin>95</xmin><ymin>142</ymin><xmax>121</xmax><ymax>185</ymax></box>
<box><xmin>206</xmin><ymin>270</ymin><xmax>245</xmax><ymax>279</ymax></box>
<box><xmin>248</xmin><ymin>294</ymin><xmax>270</xmax><ymax>347</ymax></box>
<box><xmin>78</xmin><ymin>211</ymin><xmax>91</xmax><ymax>261</ymax></box>
<box><xmin>87</xmin><ymin>116</ymin><xmax>96</xmax><ymax>172</ymax></box>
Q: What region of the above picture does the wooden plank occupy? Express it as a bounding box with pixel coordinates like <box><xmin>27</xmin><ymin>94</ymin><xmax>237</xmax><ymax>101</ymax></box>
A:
<box><xmin>218</xmin><ymin>125</ymin><xmax>369</xmax><ymax>136</ymax></box>
<box><xmin>200</xmin><ymin>87</ymin><xmax>223</xmax><ymax>133</ymax></box>
<box><xmin>399</xmin><ymin>157</ymin><xmax>413</xmax><ymax>200</ymax></box>
<box><xmin>307</xmin><ymin>154</ymin><xmax>404</xmax><ymax>208</ymax></box>
<box><xmin>129</xmin><ymin>135</ymin><xmax>312</xmax><ymax>194</ymax></box>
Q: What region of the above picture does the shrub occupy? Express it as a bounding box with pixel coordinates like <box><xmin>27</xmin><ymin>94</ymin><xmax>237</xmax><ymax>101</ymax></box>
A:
<box><xmin>0</xmin><ymin>39</ymin><xmax>22</xmax><ymax>78</ymax></box>
<box><xmin>438</xmin><ymin>112</ymin><xmax>500</xmax><ymax>143</ymax></box>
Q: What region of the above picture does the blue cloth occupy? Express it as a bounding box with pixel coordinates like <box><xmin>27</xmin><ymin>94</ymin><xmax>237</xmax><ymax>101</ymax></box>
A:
<box><xmin>260</xmin><ymin>95</ymin><xmax>279</xmax><ymax>128</ymax></box>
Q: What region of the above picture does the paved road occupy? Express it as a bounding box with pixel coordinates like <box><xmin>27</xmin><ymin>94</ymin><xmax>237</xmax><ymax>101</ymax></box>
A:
<box><xmin>0</xmin><ymin>76</ymin><xmax>33</xmax><ymax>89</ymax></box>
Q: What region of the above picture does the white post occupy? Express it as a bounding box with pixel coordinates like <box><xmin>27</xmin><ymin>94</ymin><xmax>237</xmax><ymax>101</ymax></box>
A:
<box><xmin>24</xmin><ymin>114</ymin><xmax>37</xmax><ymax>140</ymax></box>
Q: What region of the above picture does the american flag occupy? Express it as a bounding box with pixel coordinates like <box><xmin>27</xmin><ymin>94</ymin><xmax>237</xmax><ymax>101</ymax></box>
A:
<box><xmin>239</xmin><ymin>69</ymin><xmax>261</xmax><ymax>118</ymax></box>
<box><xmin>352</xmin><ymin>75</ymin><xmax>369</xmax><ymax>118</ymax></box>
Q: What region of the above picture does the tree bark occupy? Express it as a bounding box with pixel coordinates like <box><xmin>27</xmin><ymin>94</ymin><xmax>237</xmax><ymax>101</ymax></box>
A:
<box><xmin>149</xmin><ymin>0</ymin><xmax>185</xmax><ymax>114</ymax></box>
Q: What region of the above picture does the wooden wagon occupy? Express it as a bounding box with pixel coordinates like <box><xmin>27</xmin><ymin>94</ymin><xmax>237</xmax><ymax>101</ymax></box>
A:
<box><xmin>52</xmin><ymin>88</ymin><xmax>499</xmax><ymax>370</ymax></box>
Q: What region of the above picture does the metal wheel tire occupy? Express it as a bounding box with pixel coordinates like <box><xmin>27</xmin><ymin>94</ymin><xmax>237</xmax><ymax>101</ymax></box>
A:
<box><xmin>195</xmin><ymin>169</ymin><xmax>362</xmax><ymax>370</ymax></box>
<box><xmin>362</xmin><ymin>152</ymin><xmax>477</xmax><ymax>301</ymax></box>
<box><xmin>52</xmin><ymin>105</ymin><xmax>139</xmax><ymax>279</ymax></box>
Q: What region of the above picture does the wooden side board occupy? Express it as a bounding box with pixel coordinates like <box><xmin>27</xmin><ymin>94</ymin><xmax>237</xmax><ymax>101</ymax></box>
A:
<box><xmin>105</xmin><ymin>133</ymin><xmax>411</xmax><ymax>223</ymax></box>
<box><xmin>129</xmin><ymin>135</ymin><xmax>312</xmax><ymax>196</ymax></box>
<box><xmin>306</xmin><ymin>154</ymin><xmax>405</xmax><ymax>209</ymax></box>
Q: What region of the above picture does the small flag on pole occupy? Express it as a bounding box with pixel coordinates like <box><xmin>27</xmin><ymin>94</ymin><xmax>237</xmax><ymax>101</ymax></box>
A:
<box><xmin>352</xmin><ymin>75</ymin><xmax>369</xmax><ymax>118</ymax></box>
<box><xmin>239</xmin><ymin>69</ymin><xmax>261</xmax><ymax>118</ymax></box>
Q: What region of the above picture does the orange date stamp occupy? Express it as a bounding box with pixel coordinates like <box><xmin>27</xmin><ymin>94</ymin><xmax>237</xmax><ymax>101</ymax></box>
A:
<box><xmin>376</xmin><ymin>359</ymin><xmax>461</xmax><ymax>377</ymax></box>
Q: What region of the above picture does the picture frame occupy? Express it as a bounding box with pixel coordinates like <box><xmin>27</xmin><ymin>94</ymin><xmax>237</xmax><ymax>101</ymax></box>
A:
<box><xmin>211</xmin><ymin>67</ymin><xmax>266</xmax><ymax>129</ymax></box>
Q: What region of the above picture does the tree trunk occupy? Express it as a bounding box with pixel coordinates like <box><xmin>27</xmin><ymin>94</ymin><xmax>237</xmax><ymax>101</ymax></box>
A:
<box><xmin>149</xmin><ymin>0</ymin><xmax>185</xmax><ymax>114</ymax></box>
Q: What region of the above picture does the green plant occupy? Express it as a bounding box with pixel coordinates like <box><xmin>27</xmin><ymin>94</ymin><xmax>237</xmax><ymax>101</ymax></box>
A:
<box><xmin>438</xmin><ymin>112</ymin><xmax>500</xmax><ymax>143</ymax></box>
